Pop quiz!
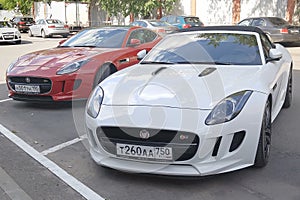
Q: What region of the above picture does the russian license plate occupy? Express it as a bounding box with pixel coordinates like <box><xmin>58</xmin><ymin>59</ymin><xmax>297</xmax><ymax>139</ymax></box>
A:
<box><xmin>15</xmin><ymin>85</ymin><xmax>40</xmax><ymax>93</ymax></box>
<box><xmin>4</xmin><ymin>35</ymin><xmax>13</xmax><ymax>39</ymax></box>
<box><xmin>116</xmin><ymin>143</ymin><xmax>173</xmax><ymax>161</ymax></box>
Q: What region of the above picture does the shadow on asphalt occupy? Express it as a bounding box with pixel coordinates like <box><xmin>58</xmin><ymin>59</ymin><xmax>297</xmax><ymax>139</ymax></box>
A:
<box><xmin>280</xmin><ymin>42</ymin><xmax>300</xmax><ymax>48</ymax></box>
<box><xmin>0</xmin><ymin>40</ymin><xmax>33</xmax><ymax>46</ymax></box>
<box><xmin>10</xmin><ymin>100</ymin><xmax>87</xmax><ymax>110</ymax></box>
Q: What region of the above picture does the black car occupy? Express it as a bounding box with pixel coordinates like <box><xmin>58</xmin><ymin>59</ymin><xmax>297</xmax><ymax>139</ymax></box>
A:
<box><xmin>10</xmin><ymin>16</ymin><xmax>35</xmax><ymax>32</ymax></box>
<box><xmin>238</xmin><ymin>17</ymin><xmax>300</xmax><ymax>43</ymax></box>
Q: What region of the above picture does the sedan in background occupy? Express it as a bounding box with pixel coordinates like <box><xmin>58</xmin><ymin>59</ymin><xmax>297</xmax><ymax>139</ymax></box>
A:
<box><xmin>0</xmin><ymin>21</ymin><xmax>21</xmax><ymax>44</ymax></box>
<box><xmin>130</xmin><ymin>19</ymin><xmax>178</xmax><ymax>36</ymax></box>
<box><xmin>160</xmin><ymin>15</ymin><xmax>204</xmax><ymax>29</ymax></box>
<box><xmin>6</xmin><ymin>26</ymin><xmax>161</xmax><ymax>102</ymax></box>
<box><xmin>10</xmin><ymin>16</ymin><xmax>35</xmax><ymax>33</ymax></box>
<box><xmin>28</xmin><ymin>18</ymin><xmax>69</xmax><ymax>38</ymax></box>
<box><xmin>86</xmin><ymin>26</ymin><xmax>292</xmax><ymax>176</ymax></box>
<box><xmin>238</xmin><ymin>17</ymin><xmax>300</xmax><ymax>43</ymax></box>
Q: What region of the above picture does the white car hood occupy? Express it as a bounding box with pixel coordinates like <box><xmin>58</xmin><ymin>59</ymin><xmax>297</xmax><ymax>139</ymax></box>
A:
<box><xmin>0</xmin><ymin>27</ymin><xmax>17</xmax><ymax>33</ymax></box>
<box><xmin>100</xmin><ymin>64</ymin><xmax>265</xmax><ymax>109</ymax></box>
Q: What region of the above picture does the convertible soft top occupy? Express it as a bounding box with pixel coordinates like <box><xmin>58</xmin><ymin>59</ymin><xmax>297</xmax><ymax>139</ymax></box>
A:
<box><xmin>178</xmin><ymin>25</ymin><xmax>265</xmax><ymax>35</ymax></box>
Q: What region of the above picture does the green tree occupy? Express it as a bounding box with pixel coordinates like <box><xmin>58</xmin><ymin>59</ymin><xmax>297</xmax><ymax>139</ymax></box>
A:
<box><xmin>99</xmin><ymin>0</ymin><xmax>176</xmax><ymax>21</ymax></box>
<box><xmin>0</xmin><ymin>0</ymin><xmax>34</xmax><ymax>15</ymax></box>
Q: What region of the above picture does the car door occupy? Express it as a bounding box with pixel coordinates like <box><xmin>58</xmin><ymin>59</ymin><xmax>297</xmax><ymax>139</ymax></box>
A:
<box><xmin>261</xmin><ymin>33</ymin><xmax>286</xmax><ymax>112</ymax></box>
<box><xmin>31</xmin><ymin>19</ymin><xmax>41</xmax><ymax>35</ymax></box>
<box><xmin>117</xmin><ymin>29</ymin><xmax>159</xmax><ymax>70</ymax></box>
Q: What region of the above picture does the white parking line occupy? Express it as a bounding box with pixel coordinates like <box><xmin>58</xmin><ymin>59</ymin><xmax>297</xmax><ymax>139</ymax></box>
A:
<box><xmin>0</xmin><ymin>98</ymin><xmax>12</xmax><ymax>103</ymax></box>
<box><xmin>0</xmin><ymin>166</ymin><xmax>33</xmax><ymax>200</ymax></box>
<box><xmin>0</xmin><ymin>124</ymin><xmax>105</xmax><ymax>200</ymax></box>
<box><xmin>41</xmin><ymin>135</ymin><xmax>87</xmax><ymax>156</ymax></box>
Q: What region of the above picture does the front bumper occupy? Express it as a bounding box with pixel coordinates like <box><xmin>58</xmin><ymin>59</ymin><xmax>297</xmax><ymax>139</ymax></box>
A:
<box><xmin>85</xmin><ymin>92</ymin><xmax>268</xmax><ymax>176</ymax></box>
<box><xmin>6</xmin><ymin>73</ymin><xmax>93</xmax><ymax>102</ymax></box>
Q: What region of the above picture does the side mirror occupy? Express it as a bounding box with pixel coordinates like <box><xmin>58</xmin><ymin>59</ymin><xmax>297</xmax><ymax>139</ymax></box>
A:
<box><xmin>128</xmin><ymin>38</ymin><xmax>141</xmax><ymax>47</ymax></box>
<box><xmin>58</xmin><ymin>39</ymin><xmax>67</xmax><ymax>46</ymax></box>
<box><xmin>137</xmin><ymin>49</ymin><xmax>147</xmax><ymax>60</ymax></box>
<box><xmin>266</xmin><ymin>48</ymin><xmax>282</xmax><ymax>62</ymax></box>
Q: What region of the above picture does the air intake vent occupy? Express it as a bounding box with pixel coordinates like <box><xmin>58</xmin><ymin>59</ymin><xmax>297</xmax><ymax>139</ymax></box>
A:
<box><xmin>199</xmin><ymin>67</ymin><xmax>216</xmax><ymax>77</ymax></box>
<box><xmin>229</xmin><ymin>131</ymin><xmax>246</xmax><ymax>152</ymax></box>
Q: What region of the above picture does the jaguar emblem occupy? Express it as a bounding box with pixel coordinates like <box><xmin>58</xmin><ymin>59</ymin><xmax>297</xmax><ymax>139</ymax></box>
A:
<box><xmin>139</xmin><ymin>129</ymin><xmax>150</xmax><ymax>139</ymax></box>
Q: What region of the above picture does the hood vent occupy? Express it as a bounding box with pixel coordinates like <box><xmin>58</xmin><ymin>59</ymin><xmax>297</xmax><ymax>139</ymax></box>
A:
<box><xmin>198</xmin><ymin>67</ymin><xmax>217</xmax><ymax>77</ymax></box>
<box><xmin>152</xmin><ymin>67</ymin><xmax>167</xmax><ymax>76</ymax></box>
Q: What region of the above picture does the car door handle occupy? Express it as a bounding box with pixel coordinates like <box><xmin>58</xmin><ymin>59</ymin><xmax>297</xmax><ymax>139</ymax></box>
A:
<box><xmin>119</xmin><ymin>58</ymin><xmax>129</xmax><ymax>63</ymax></box>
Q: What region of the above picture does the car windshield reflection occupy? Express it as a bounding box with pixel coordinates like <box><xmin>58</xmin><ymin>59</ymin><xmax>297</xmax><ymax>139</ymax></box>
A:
<box><xmin>142</xmin><ymin>33</ymin><xmax>262</xmax><ymax>65</ymax></box>
<box><xmin>61</xmin><ymin>28</ymin><xmax>127</xmax><ymax>48</ymax></box>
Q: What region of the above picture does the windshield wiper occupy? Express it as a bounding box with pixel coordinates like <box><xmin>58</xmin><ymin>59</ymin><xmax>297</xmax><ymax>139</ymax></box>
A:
<box><xmin>73</xmin><ymin>45</ymin><xmax>97</xmax><ymax>48</ymax></box>
<box><xmin>174</xmin><ymin>61</ymin><xmax>232</xmax><ymax>65</ymax></box>
<box><xmin>140</xmin><ymin>61</ymin><xmax>175</xmax><ymax>64</ymax></box>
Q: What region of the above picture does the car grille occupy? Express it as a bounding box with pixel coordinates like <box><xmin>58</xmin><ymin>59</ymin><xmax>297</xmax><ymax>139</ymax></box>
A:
<box><xmin>96</xmin><ymin>126</ymin><xmax>199</xmax><ymax>162</ymax></box>
<box><xmin>8</xmin><ymin>76</ymin><xmax>52</xmax><ymax>94</ymax></box>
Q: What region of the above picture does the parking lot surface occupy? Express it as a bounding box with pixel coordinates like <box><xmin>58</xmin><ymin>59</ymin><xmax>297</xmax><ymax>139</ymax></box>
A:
<box><xmin>0</xmin><ymin>34</ymin><xmax>299</xmax><ymax>200</ymax></box>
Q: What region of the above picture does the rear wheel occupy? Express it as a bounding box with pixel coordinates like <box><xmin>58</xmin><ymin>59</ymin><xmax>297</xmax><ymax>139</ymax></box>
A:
<box><xmin>283</xmin><ymin>68</ymin><xmax>292</xmax><ymax>108</ymax></box>
<box><xmin>254</xmin><ymin>100</ymin><xmax>272</xmax><ymax>167</ymax></box>
<box><xmin>41</xmin><ymin>30</ymin><xmax>46</xmax><ymax>38</ymax></box>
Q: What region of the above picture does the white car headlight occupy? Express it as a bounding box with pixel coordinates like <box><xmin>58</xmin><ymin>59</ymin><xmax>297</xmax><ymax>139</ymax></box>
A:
<box><xmin>205</xmin><ymin>90</ymin><xmax>252</xmax><ymax>125</ymax></box>
<box><xmin>86</xmin><ymin>86</ymin><xmax>104</xmax><ymax>118</ymax></box>
<box><xmin>56</xmin><ymin>59</ymin><xmax>89</xmax><ymax>75</ymax></box>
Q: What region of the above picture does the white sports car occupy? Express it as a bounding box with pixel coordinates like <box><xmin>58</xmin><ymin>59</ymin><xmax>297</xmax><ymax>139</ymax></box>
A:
<box><xmin>85</xmin><ymin>26</ymin><xmax>293</xmax><ymax>176</ymax></box>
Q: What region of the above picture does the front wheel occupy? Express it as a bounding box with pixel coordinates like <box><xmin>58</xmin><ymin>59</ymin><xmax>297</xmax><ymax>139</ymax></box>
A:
<box><xmin>28</xmin><ymin>29</ymin><xmax>33</xmax><ymax>37</ymax></box>
<box><xmin>93</xmin><ymin>64</ymin><xmax>117</xmax><ymax>88</ymax></box>
<box><xmin>254</xmin><ymin>100</ymin><xmax>272</xmax><ymax>167</ymax></box>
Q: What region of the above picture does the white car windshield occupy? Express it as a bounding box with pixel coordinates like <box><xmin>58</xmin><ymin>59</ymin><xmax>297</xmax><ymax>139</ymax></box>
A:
<box><xmin>142</xmin><ymin>32</ymin><xmax>262</xmax><ymax>65</ymax></box>
<box><xmin>0</xmin><ymin>21</ymin><xmax>13</xmax><ymax>28</ymax></box>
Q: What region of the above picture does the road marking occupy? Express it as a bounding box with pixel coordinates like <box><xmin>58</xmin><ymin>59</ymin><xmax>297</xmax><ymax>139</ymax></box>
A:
<box><xmin>0</xmin><ymin>98</ymin><xmax>12</xmax><ymax>103</ymax></box>
<box><xmin>0</xmin><ymin>166</ymin><xmax>33</xmax><ymax>200</ymax></box>
<box><xmin>41</xmin><ymin>135</ymin><xmax>87</xmax><ymax>156</ymax></box>
<box><xmin>0</xmin><ymin>124</ymin><xmax>105</xmax><ymax>200</ymax></box>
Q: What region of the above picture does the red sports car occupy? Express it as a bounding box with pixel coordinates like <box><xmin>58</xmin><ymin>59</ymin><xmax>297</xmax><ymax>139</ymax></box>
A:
<box><xmin>6</xmin><ymin>26</ymin><xmax>162</xmax><ymax>101</ymax></box>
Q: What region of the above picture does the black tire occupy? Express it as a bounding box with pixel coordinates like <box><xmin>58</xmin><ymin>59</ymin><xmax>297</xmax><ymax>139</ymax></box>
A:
<box><xmin>62</xmin><ymin>34</ymin><xmax>69</xmax><ymax>38</ymax></box>
<box><xmin>254</xmin><ymin>100</ymin><xmax>272</xmax><ymax>168</ymax></box>
<box><xmin>28</xmin><ymin>29</ymin><xmax>33</xmax><ymax>37</ymax></box>
<box><xmin>41</xmin><ymin>30</ymin><xmax>46</xmax><ymax>38</ymax></box>
<box><xmin>283</xmin><ymin>68</ymin><xmax>292</xmax><ymax>108</ymax></box>
<box><xmin>93</xmin><ymin>64</ymin><xmax>117</xmax><ymax>88</ymax></box>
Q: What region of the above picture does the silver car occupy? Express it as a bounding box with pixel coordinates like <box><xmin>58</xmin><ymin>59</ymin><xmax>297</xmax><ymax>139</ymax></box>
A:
<box><xmin>238</xmin><ymin>17</ymin><xmax>300</xmax><ymax>43</ymax></box>
<box><xmin>28</xmin><ymin>19</ymin><xmax>69</xmax><ymax>38</ymax></box>
<box><xmin>130</xmin><ymin>19</ymin><xmax>178</xmax><ymax>36</ymax></box>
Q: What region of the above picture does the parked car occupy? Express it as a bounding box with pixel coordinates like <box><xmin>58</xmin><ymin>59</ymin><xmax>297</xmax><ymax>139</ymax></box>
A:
<box><xmin>130</xmin><ymin>19</ymin><xmax>178</xmax><ymax>36</ymax></box>
<box><xmin>160</xmin><ymin>15</ymin><xmax>204</xmax><ymax>29</ymax></box>
<box><xmin>238</xmin><ymin>17</ymin><xmax>300</xmax><ymax>43</ymax></box>
<box><xmin>28</xmin><ymin>19</ymin><xmax>69</xmax><ymax>38</ymax></box>
<box><xmin>85</xmin><ymin>26</ymin><xmax>293</xmax><ymax>176</ymax></box>
<box><xmin>0</xmin><ymin>21</ymin><xmax>21</xmax><ymax>44</ymax></box>
<box><xmin>6</xmin><ymin>26</ymin><xmax>162</xmax><ymax>102</ymax></box>
<box><xmin>10</xmin><ymin>16</ymin><xmax>35</xmax><ymax>32</ymax></box>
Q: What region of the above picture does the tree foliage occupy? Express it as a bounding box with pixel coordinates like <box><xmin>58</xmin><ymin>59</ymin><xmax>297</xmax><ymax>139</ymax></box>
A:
<box><xmin>99</xmin><ymin>0</ymin><xmax>176</xmax><ymax>19</ymax></box>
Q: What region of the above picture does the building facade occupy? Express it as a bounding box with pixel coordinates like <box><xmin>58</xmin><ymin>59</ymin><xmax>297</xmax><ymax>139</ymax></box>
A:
<box><xmin>174</xmin><ymin>0</ymin><xmax>291</xmax><ymax>25</ymax></box>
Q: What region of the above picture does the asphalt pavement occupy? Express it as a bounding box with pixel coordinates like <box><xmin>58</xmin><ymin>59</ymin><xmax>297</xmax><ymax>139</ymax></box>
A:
<box><xmin>0</xmin><ymin>34</ymin><xmax>299</xmax><ymax>200</ymax></box>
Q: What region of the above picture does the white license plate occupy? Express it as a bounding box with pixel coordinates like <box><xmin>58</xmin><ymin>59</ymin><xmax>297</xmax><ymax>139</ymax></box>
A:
<box><xmin>116</xmin><ymin>143</ymin><xmax>172</xmax><ymax>160</ymax></box>
<box><xmin>4</xmin><ymin>35</ymin><xmax>13</xmax><ymax>39</ymax></box>
<box><xmin>15</xmin><ymin>85</ymin><xmax>40</xmax><ymax>93</ymax></box>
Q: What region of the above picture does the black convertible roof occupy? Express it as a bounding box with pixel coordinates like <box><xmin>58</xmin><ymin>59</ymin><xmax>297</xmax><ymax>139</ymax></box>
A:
<box><xmin>178</xmin><ymin>25</ymin><xmax>265</xmax><ymax>35</ymax></box>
